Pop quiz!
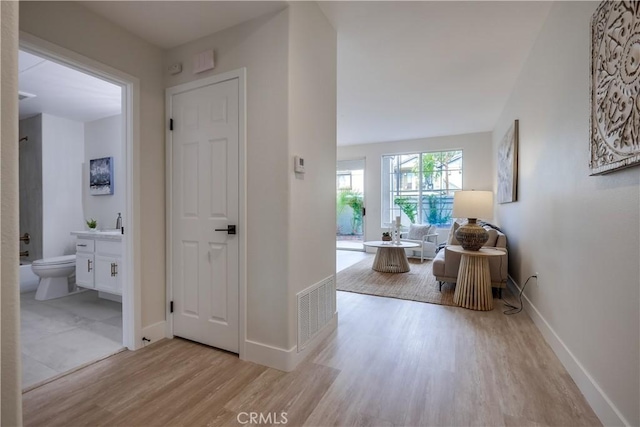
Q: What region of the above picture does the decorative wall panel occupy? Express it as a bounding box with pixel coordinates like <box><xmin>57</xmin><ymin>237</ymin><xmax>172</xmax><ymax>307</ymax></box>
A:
<box><xmin>590</xmin><ymin>1</ymin><xmax>640</xmax><ymax>175</ymax></box>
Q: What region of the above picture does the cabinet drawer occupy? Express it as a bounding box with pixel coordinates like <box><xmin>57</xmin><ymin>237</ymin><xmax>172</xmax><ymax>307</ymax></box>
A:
<box><xmin>76</xmin><ymin>239</ymin><xmax>95</xmax><ymax>253</ymax></box>
<box><xmin>96</xmin><ymin>240</ymin><xmax>122</xmax><ymax>256</ymax></box>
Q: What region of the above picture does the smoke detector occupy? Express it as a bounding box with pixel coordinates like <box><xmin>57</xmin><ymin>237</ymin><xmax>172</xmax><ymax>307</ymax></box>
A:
<box><xmin>18</xmin><ymin>91</ymin><xmax>36</xmax><ymax>101</ymax></box>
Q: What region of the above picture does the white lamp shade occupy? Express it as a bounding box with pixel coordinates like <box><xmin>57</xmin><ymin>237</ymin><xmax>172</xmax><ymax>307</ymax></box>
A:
<box><xmin>452</xmin><ymin>190</ymin><xmax>493</xmax><ymax>219</ymax></box>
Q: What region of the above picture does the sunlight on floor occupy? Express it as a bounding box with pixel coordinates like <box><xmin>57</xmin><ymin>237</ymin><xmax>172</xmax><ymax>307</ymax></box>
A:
<box><xmin>336</xmin><ymin>250</ymin><xmax>371</xmax><ymax>273</ymax></box>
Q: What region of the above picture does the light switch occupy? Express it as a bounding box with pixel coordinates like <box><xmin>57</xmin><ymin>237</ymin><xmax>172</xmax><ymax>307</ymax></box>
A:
<box><xmin>294</xmin><ymin>156</ymin><xmax>305</xmax><ymax>173</ymax></box>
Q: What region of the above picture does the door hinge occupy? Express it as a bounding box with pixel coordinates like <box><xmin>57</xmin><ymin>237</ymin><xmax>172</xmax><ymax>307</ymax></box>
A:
<box><xmin>169</xmin><ymin>118</ymin><xmax>174</xmax><ymax>131</ymax></box>
<box><xmin>170</xmin><ymin>301</ymin><xmax>174</xmax><ymax>313</ymax></box>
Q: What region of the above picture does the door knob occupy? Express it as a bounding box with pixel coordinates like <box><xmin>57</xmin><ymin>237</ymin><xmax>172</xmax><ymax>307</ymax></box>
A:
<box><xmin>214</xmin><ymin>225</ymin><xmax>236</xmax><ymax>235</ymax></box>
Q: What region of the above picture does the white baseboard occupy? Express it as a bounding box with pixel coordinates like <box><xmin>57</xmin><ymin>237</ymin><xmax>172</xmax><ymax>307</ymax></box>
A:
<box><xmin>243</xmin><ymin>313</ymin><xmax>338</xmax><ymax>372</ymax></box>
<box><xmin>507</xmin><ymin>279</ymin><xmax>629</xmax><ymax>427</ymax></box>
<box><xmin>140</xmin><ymin>320</ymin><xmax>167</xmax><ymax>347</ymax></box>
<box><xmin>98</xmin><ymin>291</ymin><xmax>122</xmax><ymax>303</ymax></box>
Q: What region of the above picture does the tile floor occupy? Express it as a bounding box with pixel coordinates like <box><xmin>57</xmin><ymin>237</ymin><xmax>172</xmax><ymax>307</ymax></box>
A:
<box><xmin>20</xmin><ymin>290</ymin><xmax>124</xmax><ymax>389</ymax></box>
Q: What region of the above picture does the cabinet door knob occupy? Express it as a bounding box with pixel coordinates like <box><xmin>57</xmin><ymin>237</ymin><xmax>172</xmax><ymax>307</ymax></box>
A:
<box><xmin>88</xmin><ymin>259</ymin><xmax>93</xmax><ymax>272</ymax></box>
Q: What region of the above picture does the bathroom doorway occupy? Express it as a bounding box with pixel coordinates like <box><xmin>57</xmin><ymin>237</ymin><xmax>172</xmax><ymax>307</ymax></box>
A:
<box><xmin>18</xmin><ymin>35</ymin><xmax>140</xmax><ymax>390</ymax></box>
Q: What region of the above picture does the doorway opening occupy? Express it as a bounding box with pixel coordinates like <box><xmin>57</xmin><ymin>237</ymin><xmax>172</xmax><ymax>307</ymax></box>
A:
<box><xmin>336</xmin><ymin>159</ymin><xmax>365</xmax><ymax>251</ymax></box>
<box><xmin>18</xmin><ymin>35</ymin><xmax>139</xmax><ymax>390</ymax></box>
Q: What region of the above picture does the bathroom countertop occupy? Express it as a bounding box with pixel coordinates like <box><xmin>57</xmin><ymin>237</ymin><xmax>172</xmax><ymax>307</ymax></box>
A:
<box><xmin>71</xmin><ymin>230</ymin><xmax>123</xmax><ymax>241</ymax></box>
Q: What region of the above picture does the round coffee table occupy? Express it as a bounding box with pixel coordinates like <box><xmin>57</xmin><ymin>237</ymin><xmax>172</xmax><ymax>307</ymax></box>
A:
<box><xmin>448</xmin><ymin>245</ymin><xmax>504</xmax><ymax>311</ymax></box>
<box><xmin>363</xmin><ymin>241</ymin><xmax>421</xmax><ymax>273</ymax></box>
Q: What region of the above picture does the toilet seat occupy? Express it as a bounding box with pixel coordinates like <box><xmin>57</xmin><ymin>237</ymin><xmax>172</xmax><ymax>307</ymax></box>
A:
<box><xmin>32</xmin><ymin>255</ymin><xmax>76</xmax><ymax>267</ymax></box>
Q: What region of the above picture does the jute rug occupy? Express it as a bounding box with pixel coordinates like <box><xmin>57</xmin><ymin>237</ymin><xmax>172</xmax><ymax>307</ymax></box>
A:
<box><xmin>336</xmin><ymin>257</ymin><xmax>456</xmax><ymax>307</ymax></box>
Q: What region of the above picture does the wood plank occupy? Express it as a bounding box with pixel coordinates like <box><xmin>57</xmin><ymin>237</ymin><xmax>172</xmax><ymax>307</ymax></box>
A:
<box><xmin>23</xmin><ymin>291</ymin><xmax>601</xmax><ymax>427</ymax></box>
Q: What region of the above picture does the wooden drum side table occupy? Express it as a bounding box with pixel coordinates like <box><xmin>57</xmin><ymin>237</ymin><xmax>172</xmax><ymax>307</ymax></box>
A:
<box><xmin>363</xmin><ymin>241</ymin><xmax>421</xmax><ymax>273</ymax></box>
<box><xmin>448</xmin><ymin>246</ymin><xmax>504</xmax><ymax>311</ymax></box>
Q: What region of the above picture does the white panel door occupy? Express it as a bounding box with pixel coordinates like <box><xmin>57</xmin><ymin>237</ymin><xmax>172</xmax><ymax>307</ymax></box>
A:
<box><xmin>171</xmin><ymin>78</ymin><xmax>239</xmax><ymax>353</ymax></box>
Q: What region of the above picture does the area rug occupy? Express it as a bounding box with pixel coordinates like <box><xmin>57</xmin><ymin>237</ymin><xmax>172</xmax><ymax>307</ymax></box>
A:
<box><xmin>336</xmin><ymin>257</ymin><xmax>456</xmax><ymax>307</ymax></box>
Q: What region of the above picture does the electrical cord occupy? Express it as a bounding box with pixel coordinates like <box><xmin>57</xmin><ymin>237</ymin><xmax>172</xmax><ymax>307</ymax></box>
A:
<box><xmin>503</xmin><ymin>274</ymin><xmax>537</xmax><ymax>315</ymax></box>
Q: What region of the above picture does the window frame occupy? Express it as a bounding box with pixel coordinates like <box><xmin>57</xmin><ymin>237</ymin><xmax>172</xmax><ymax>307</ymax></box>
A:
<box><xmin>381</xmin><ymin>149</ymin><xmax>463</xmax><ymax>227</ymax></box>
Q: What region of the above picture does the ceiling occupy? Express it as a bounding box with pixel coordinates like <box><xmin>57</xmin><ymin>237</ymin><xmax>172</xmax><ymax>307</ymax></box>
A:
<box><xmin>318</xmin><ymin>1</ymin><xmax>552</xmax><ymax>145</ymax></box>
<box><xmin>19</xmin><ymin>50</ymin><xmax>121</xmax><ymax>122</ymax></box>
<box><xmin>80</xmin><ymin>1</ymin><xmax>288</xmax><ymax>49</ymax></box>
<box><xmin>29</xmin><ymin>1</ymin><xmax>552</xmax><ymax>145</ymax></box>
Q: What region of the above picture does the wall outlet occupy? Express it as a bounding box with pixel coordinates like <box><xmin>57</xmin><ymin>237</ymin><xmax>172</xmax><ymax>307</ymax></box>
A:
<box><xmin>534</xmin><ymin>272</ymin><xmax>539</xmax><ymax>278</ymax></box>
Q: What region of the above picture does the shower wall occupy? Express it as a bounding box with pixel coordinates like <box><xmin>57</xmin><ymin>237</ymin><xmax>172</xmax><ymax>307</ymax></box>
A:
<box><xmin>19</xmin><ymin>115</ymin><xmax>43</xmax><ymax>263</ymax></box>
<box><xmin>19</xmin><ymin>113</ymin><xmax>85</xmax><ymax>262</ymax></box>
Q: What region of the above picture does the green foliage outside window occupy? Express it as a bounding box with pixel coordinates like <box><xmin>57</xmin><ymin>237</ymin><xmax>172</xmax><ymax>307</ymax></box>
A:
<box><xmin>337</xmin><ymin>189</ymin><xmax>364</xmax><ymax>234</ymax></box>
<box><xmin>393</xmin><ymin>196</ymin><xmax>417</xmax><ymax>224</ymax></box>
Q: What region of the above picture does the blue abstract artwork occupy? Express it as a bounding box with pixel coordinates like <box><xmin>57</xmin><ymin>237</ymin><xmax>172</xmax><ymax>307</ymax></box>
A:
<box><xmin>90</xmin><ymin>157</ymin><xmax>114</xmax><ymax>195</ymax></box>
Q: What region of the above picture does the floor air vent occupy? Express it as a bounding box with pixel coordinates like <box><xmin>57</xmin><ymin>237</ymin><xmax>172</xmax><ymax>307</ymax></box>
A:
<box><xmin>297</xmin><ymin>275</ymin><xmax>335</xmax><ymax>352</ymax></box>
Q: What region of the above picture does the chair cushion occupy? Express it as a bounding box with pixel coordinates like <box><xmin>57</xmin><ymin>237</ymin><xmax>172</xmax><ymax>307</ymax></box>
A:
<box><xmin>407</xmin><ymin>224</ymin><xmax>434</xmax><ymax>240</ymax></box>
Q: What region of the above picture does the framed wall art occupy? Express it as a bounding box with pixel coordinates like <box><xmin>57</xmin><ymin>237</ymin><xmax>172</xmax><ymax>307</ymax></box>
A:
<box><xmin>590</xmin><ymin>1</ymin><xmax>640</xmax><ymax>175</ymax></box>
<box><xmin>90</xmin><ymin>157</ymin><xmax>114</xmax><ymax>195</ymax></box>
<box><xmin>497</xmin><ymin>120</ymin><xmax>519</xmax><ymax>204</ymax></box>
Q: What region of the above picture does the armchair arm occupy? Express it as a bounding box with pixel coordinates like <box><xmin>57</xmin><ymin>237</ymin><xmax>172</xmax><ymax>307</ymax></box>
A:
<box><xmin>423</xmin><ymin>233</ymin><xmax>438</xmax><ymax>245</ymax></box>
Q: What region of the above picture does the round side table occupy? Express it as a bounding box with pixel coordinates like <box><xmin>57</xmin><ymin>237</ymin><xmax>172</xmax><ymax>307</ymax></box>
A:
<box><xmin>363</xmin><ymin>241</ymin><xmax>421</xmax><ymax>273</ymax></box>
<box><xmin>448</xmin><ymin>246</ymin><xmax>504</xmax><ymax>311</ymax></box>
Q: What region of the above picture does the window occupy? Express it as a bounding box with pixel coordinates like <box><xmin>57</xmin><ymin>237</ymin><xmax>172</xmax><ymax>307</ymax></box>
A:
<box><xmin>381</xmin><ymin>150</ymin><xmax>462</xmax><ymax>227</ymax></box>
<box><xmin>336</xmin><ymin>173</ymin><xmax>352</xmax><ymax>190</ymax></box>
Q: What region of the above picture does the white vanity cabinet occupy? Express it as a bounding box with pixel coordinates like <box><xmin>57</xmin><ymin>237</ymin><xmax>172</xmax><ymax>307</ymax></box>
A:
<box><xmin>73</xmin><ymin>232</ymin><xmax>123</xmax><ymax>296</ymax></box>
<box><xmin>94</xmin><ymin>240</ymin><xmax>122</xmax><ymax>295</ymax></box>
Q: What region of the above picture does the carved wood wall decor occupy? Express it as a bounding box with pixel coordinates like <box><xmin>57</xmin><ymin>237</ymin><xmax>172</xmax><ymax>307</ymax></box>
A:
<box><xmin>590</xmin><ymin>1</ymin><xmax>640</xmax><ymax>175</ymax></box>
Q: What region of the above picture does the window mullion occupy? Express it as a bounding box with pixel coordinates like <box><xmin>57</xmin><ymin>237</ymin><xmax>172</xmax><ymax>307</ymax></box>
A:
<box><xmin>418</xmin><ymin>153</ymin><xmax>423</xmax><ymax>224</ymax></box>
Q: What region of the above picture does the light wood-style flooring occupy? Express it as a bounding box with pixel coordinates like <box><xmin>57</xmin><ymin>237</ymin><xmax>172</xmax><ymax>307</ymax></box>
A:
<box><xmin>23</xmin><ymin>291</ymin><xmax>601</xmax><ymax>426</ymax></box>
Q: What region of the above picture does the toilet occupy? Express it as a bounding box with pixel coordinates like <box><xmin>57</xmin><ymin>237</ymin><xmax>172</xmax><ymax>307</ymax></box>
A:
<box><xmin>31</xmin><ymin>255</ymin><xmax>77</xmax><ymax>301</ymax></box>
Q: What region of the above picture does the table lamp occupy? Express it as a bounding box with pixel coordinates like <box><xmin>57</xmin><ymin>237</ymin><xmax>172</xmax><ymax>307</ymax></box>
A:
<box><xmin>451</xmin><ymin>190</ymin><xmax>493</xmax><ymax>251</ymax></box>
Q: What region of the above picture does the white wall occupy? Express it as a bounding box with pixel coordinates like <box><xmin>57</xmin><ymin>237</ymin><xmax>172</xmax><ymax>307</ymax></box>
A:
<box><xmin>20</xmin><ymin>1</ymin><xmax>166</xmax><ymax>327</ymax></box>
<box><xmin>492</xmin><ymin>2</ymin><xmax>639</xmax><ymax>426</ymax></box>
<box><xmin>41</xmin><ymin>114</ymin><xmax>85</xmax><ymax>258</ymax></box>
<box><xmin>287</xmin><ymin>2</ymin><xmax>337</xmax><ymax>348</ymax></box>
<box><xmin>164</xmin><ymin>9</ymin><xmax>291</xmax><ymax>349</ymax></box>
<box><xmin>338</xmin><ymin>132</ymin><xmax>494</xmax><ymax>247</ymax></box>
<box><xmin>84</xmin><ymin>114</ymin><xmax>124</xmax><ymax>229</ymax></box>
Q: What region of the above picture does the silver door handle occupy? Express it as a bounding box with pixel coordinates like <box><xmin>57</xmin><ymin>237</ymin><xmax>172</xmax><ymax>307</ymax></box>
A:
<box><xmin>214</xmin><ymin>225</ymin><xmax>236</xmax><ymax>235</ymax></box>
<box><xmin>88</xmin><ymin>259</ymin><xmax>93</xmax><ymax>272</ymax></box>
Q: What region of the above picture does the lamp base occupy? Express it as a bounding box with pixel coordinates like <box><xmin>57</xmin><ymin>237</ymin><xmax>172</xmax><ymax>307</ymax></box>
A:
<box><xmin>455</xmin><ymin>219</ymin><xmax>488</xmax><ymax>251</ymax></box>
